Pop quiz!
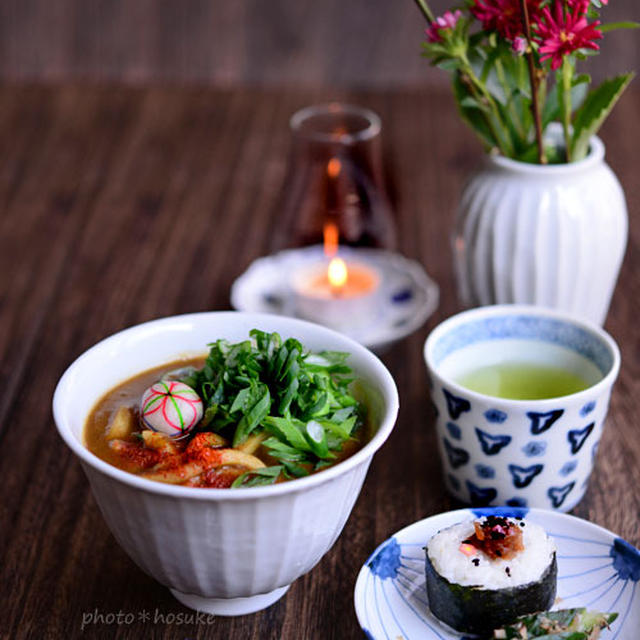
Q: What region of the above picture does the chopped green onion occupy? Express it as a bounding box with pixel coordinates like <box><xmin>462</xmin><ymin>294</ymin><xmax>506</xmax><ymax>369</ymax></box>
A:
<box><xmin>231</xmin><ymin>466</ymin><xmax>282</xmax><ymax>488</ymax></box>
<box><xmin>182</xmin><ymin>329</ymin><xmax>363</xmax><ymax>475</ymax></box>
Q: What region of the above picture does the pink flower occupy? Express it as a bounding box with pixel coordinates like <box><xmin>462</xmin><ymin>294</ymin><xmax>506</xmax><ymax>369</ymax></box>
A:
<box><xmin>535</xmin><ymin>2</ymin><xmax>602</xmax><ymax>70</ymax></box>
<box><xmin>512</xmin><ymin>36</ymin><xmax>527</xmax><ymax>55</ymax></box>
<box><xmin>471</xmin><ymin>0</ymin><xmax>542</xmax><ymax>41</ymax></box>
<box><xmin>426</xmin><ymin>10</ymin><xmax>462</xmax><ymax>43</ymax></box>
<box><xmin>565</xmin><ymin>0</ymin><xmax>590</xmax><ymax>12</ymax></box>
<box><xmin>568</xmin><ymin>0</ymin><xmax>607</xmax><ymax>7</ymax></box>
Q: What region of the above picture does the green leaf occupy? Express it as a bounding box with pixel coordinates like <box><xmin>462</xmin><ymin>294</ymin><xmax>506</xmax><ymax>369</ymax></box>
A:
<box><xmin>575</xmin><ymin>49</ymin><xmax>600</xmax><ymax>60</ymax></box>
<box><xmin>262</xmin><ymin>437</ymin><xmax>310</xmax><ymax>462</ymax></box>
<box><xmin>279</xmin><ymin>340</ymin><xmax>302</xmax><ymax>376</ymax></box>
<box><xmin>187</xmin><ymin>329</ymin><xmax>363</xmax><ymax>472</ymax></box>
<box><xmin>249</xmin><ymin>328</ymin><xmax>281</xmax><ymax>356</ymax></box>
<box><xmin>600</xmin><ymin>21</ymin><xmax>640</xmax><ymax>33</ymax></box>
<box><xmin>278</xmin><ymin>375</ymin><xmax>299</xmax><ymax>415</ymax></box>
<box><xmin>225</xmin><ymin>340</ymin><xmax>252</xmax><ymax>369</ymax></box>
<box><xmin>232</xmin><ymin>383</ymin><xmax>271</xmax><ymax>446</ymax></box>
<box><xmin>541</xmin><ymin>76</ymin><xmax>588</xmax><ymax>130</ymax></box>
<box><xmin>230</xmin><ymin>386</ymin><xmax>252</xmax><ymax>414</ymax></box>
<box><xmin>231</xmin><ymin>466</ymin><xmax>282</xmax><ymax>488</ymax></box>
<box><xmin>302</xmin><ymin>391</ymin><xmax>330</xmax><ymax>419</ymax></box>
<box><xmin>311</xmin><ymin>350</ymin><xmax>349</xmax><ymax>365</ymax></box>
<box><xmin>263</xmin><ymin>416</ymin><xmax>312</xmax><ymax>452</ymax></box>
<box><xmin>459</xmin><ymin>96</ymin><xmax>484</xmax><ymax>110</ymax></box>
<box><xmin>280</xmin><ymin>460</ymin><xmax>310</xmax><ymax>478</ymax></box>
<box><xmin>322</xmin><ymin>415</ymin><xmax>357</xmax><ymax>440</ymax></box>
<box><xmin>480</xmin><ymin>47</ymin><xmax>500</xmax><ymax>84</ymax></box>
<box><xmin>492</xmin><ymin>608</ymin><xmax>619</xmax><ymax>638</ymax></box>
<box><xmin>436</xmin><ymin>58</ymin><xmax>461</xmax><ymax>71</ymax></box>
<box><xmin>270</xmin><ymin>344</ymin><xmax>290</xmax><ymax>381</ymax></box>
<box><xmin>571</xmin><ymin>72</ymin><xmax>634</xmax><ymax>160</ymax></box>
<box><xmin>451</xmin><ymin>72</ymin><xmax>498</xmax><ymax>150</ymax></box>
<box><xmin>328</xmin><ymin>406</ymin><xmax>355</xmax><ymax>422</ymax></box>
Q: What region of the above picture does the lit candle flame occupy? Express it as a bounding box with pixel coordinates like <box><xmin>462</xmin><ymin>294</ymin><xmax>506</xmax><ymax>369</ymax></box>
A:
<box><xmin>323</xmin><ymin>207</ymin><xmax>347</xmax><ymax>292</ymax></box>
<box><xmin>328</xmin><ymin>257</ymin><xmax>348</xmax><ymax>290</ymax></box>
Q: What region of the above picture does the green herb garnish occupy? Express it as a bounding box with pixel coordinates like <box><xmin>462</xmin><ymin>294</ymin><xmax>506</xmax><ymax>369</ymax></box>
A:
<box><xmin>491</xmin><ymin>608</ymin><xmax>619</xmax><ymax>639</ymax></box>
<box><xmin>182</xmin><ymin>330</ymin><xmax>364</xmax><ymax>486</ymax></box>
<box><xmin>231</xmin><ymin>466</ymin><xmax>283</xmax><ymax>488</ymax></box>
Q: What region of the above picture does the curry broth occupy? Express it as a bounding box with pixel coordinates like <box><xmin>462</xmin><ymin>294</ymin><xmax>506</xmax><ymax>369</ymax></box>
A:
<box><xmin>85</xmin><ymin>357</ymin><xmax>205</xmax><ymax>470</ymax></box>
<box><xmin>84</xmin><ymin>357</ymin><xmax>368</xmax><ymax>486</ymax></box>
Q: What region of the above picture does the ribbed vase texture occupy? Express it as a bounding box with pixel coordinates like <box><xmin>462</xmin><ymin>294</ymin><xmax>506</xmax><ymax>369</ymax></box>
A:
<box><xmin>453</xmin><ymin>138</ymin><xmax>627</xmax><ymax>326</ymax></box>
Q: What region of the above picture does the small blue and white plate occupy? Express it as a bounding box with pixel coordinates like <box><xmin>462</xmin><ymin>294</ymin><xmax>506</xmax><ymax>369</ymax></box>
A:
<box><xmin>354</xmin><ymin>507</ymin><xmax>639</xmax><ymax>640</ymax></box>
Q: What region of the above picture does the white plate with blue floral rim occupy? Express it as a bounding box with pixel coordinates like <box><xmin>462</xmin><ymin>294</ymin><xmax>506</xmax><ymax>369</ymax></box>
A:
<box><xmin>354</xmin><ymin>507</ymin><xmax>639</xmax><ymax>640</ymax></box>
<box><xmin>230</xmin><ymin>245</ymin><xmax>438</xmax><ymax>351</ymax></box>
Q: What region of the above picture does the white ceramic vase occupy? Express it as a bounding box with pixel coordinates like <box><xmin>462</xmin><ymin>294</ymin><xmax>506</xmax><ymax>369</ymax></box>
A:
<box><xmin>453</xmin><ymin>129</ymin><xmax>628</xmax><ymax>326</ymax></box>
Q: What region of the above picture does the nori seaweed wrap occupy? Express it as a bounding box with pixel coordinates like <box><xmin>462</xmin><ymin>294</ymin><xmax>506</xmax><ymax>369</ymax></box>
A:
<box><xmin>425</xmin><ymin>551</ymin><xmax>557</xmax><ymax>634</ymax></box>
<box><xmin>425</xmin><ymin>516</ymin><xmax>558</xmax><ymax>635</ymax></box>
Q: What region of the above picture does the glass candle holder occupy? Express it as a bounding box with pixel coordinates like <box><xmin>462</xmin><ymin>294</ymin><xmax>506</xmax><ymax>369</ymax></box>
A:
<box><xmin>271</xmin><ymin>103</ymin><xmax>397</xmax><ymax>251</ymax></box>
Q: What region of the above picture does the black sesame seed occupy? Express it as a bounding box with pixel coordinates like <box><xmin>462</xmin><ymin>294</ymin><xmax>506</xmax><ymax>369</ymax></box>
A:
<box><xmin>519</xmin><ymin>522</ymin><xmax>525</xmax><ymax>527</ymax></box>
<box><xmin>505</xmin><ymin>567</ymin><xmax>511</xmax><ymax>576</ymax></box>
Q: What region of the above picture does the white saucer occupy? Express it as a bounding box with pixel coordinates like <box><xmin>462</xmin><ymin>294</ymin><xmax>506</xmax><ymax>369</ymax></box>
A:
<box><xmin>230</xmin><ymin>246</ymin><xmax>439</xmax><ymax>351</ymax></box>
<box><xmin>354</xmin><ymin>507</ymin><xmax>639</xmax><ymax>639</ymax></box>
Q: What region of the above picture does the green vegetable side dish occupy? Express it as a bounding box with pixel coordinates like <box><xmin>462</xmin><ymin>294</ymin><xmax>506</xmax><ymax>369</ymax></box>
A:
<box><xmin>491</xmin><ymin>608</ymin><xmax>618</xmax><ymax>639</ymax></box>
<box><xmin>181</xmin><ymin>329</ymin><xmax>365</xmax><ymax>488</ymax></box>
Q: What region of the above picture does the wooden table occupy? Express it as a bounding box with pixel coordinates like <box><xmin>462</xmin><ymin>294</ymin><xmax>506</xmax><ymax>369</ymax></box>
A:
<box><xmin>2</xmin><ymin>85</ymin><xmax>638</xmax><ymax>639</ymax></box>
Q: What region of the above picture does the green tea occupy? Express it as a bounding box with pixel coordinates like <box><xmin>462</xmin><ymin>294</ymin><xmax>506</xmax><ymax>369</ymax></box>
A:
<box><xmin>457</xmin><ymin>362</ymin><xmax>590</xmax><ymax>400</ymax></box>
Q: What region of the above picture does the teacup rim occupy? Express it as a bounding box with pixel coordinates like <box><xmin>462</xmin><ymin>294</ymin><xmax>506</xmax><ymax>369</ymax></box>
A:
<box><xmin>52</xmin><ymin>311</ymin><xmax>399</xmax><ymax>501</ymax></box>
<box><xmin>423</xmin><ymin>304</ymin><xmax>621</xmax><ymax>407</ymax></box>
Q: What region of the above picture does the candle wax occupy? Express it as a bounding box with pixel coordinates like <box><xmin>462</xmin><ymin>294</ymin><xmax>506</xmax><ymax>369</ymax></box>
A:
<box><xmin>290</xmin><ymin>254</ymin><xmax>382</xmax><ymax>331</ymax></box>
<box><xmin>306</xmin><ymin>263</ymin><xmax>379</xmax><ymax>299</ymax></box>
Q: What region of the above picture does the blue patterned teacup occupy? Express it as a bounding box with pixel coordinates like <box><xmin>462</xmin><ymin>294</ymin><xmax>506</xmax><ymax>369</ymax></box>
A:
<box><xmin>423</xmin><ymin>305</ymin><xmax>620</xmax><ymax>512</ymax></box>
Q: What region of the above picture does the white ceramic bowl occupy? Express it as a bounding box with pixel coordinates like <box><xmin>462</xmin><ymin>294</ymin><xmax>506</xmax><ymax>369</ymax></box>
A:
<box><xmin>53</xmin><ymin>312</ymin><xmax>399</xmax><ymax>615</ymax></box>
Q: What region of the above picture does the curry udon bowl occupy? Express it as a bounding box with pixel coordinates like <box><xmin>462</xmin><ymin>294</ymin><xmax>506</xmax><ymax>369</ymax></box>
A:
<box><xmin>53</xmin><ymin>312</ymin><xmax>398</xmax><ymax>616</ymax></box>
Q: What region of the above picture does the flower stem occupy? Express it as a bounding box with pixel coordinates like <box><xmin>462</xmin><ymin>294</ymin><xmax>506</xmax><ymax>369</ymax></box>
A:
<box><xmin>519</xmin><ymin>0</ymin><xmax>547</xmax><ymax>164</ymax></box>
<box><xmin>412</xmin><ymin>0</ymin><xmax>435</xmax><ymax>24</ymax></box>
<box><xmin>459</xmin><ymin>64</ymin><xmax>514</xmax><ymax>157</ymax></box>
<box><xmin>560</xmin><ymin>56</ymin><xmax>573</xmax><ymax>162</ymax></box>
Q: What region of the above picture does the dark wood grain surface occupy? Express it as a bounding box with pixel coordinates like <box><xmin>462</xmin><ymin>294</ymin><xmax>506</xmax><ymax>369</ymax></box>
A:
<box><xmin>1</xmin><ymin>84</ymin><xmax>638</xmax><ymax>639</ymax></box>
<box><xmin>0</xmin><ymin>0</ymin><xmax>638</xmax><ymax>87</ymax></box>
